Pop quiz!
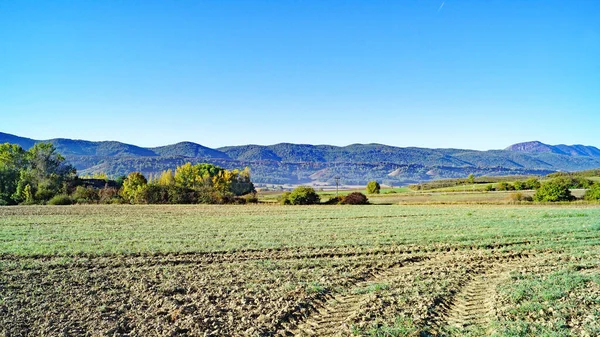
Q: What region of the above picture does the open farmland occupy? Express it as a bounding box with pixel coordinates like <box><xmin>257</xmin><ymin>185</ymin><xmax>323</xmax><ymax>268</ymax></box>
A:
<box><xmin>1</xmin><ymin>205</ymin><xmax>600</xmax><ymax>336</ymax></box>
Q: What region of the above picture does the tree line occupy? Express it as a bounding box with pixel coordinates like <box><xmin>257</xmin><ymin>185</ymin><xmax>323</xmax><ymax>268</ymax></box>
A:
<box><xmin>0</xmin><ymin>143</ymin><xmax>256</xmax><ymax>205</ymax></box>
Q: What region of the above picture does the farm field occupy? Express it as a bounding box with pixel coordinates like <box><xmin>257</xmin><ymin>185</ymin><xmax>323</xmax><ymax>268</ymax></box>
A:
<box><xmin>1</xmin><ymin>205</ymin><xmax>600</xmax><ymax>336</ymax></box>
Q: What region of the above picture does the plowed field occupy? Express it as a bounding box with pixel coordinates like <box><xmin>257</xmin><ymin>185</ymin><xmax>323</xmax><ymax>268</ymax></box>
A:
<box><xmin>1</xmin><ymin>205</ymin><xmax>599</xmax><ymax>336</ymax></box>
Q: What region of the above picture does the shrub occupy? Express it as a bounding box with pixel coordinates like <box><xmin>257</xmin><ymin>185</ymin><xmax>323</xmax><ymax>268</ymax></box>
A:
<box><xmin>244</xmin><ymin>192</ymin><xmax>259</xmax><ymax>204</ymax></box>
<box><xmin>99</xmin><ymin>186</ymin><xmax>121</xmax><ymax>204</ymax></box>
<box><xmin>533</xmin><ymin>179</ymin><xmax>575</xmax><ymax>202</ymax></box>
<box><xmin>341</xmin><ymin>192</ymin><xmax>369</xmax><ymax>205</ymax></box>
<box><xmin>513</xmin><ymin>181</ymin><xmax>526</xmax><ymax>191</ymax></box>
<box><xmin>196</xmin><ymin>186</ymin><xmax>222</xmax><ymax>204</ymax></box>
<box><xmin>142</xmin><ymin>185</ymin><xmax>170</xmax><ymax>204</ymax></box>
<box><xmin>284</xmin><ymin>186</ymin><xmax>320</xmax><ymax>205</ymax></box>
<box><xmin>72</xmin><ymin>186</ymin><xmax>100</xmax><ymax>204</ymax></box>
<box><xmin>484</xmin><ymin>184</ymin><xmax>494</xmax><ymax>191</ymax></box>
<box><xmin>278</xmin><ymin>192</ymin><xmax>292</xmax><ymax>205</ymax></box>
<box><xmin>366</xmin><ymin>181</ymin><xmax>381</xmax><ymax>194</ymax></box>
<box><xmin>509</xmin><ymin>192</ymin><xmax>533</xmax><ymax>202</ymax></box>
<box><xmin>525</xmin><ymin>178</ymin><xmax>541</xmax><ymax>190</ymax></box>
<box><xmin>584</xmin><ymin>184</ymin><xmax>600</xmax><ymax>201</ymax></box>
<box><xmin>496</xmin><ymin>182</ymin><xmax>515</xmax><ymax>191</ymax></box>
<box><xmin>47</xmin><ymin>194</ymin><xmax>73</xmax><ymax>205</ymax></box>
<box><xmin>167</xmin><ymin>186</ymin><xmax>197</xmax><ymax>204</ymax></box>
<box><xmin>323</xmin><ymin>196</ymin><xmax>343</xmax><ymax>205</ymax></box>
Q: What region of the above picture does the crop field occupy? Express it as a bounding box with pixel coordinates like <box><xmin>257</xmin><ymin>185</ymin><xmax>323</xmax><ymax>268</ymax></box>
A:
<box><xmin>1</xmin><ymin>205</ymin><xmax>600</xmax><ymax>336</ymax></box>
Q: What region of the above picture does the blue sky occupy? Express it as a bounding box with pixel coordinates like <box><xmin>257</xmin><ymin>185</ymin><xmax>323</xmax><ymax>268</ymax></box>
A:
<box><xmin>1</xmin><ymin>0</ymin><xmax>598</xmax><ymax>150</ymax></box>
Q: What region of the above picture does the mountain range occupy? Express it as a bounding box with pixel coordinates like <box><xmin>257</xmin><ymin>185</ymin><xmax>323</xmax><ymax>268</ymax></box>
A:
<box><xmin>2</xmin><ymin>132</ymin><xmax>600</xmax><ymax>185</ymax></box>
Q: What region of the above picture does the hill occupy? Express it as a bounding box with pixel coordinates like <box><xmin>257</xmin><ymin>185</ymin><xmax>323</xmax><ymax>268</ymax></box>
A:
<box><xmin>2</xmin><ymin>132</ymin><xmax>600</xmax><ymax>184</ymax></box>
<box><xmin>506</xmin><ymin>141</ymin><xmax>600</xmax><ymax>157</ymax></box>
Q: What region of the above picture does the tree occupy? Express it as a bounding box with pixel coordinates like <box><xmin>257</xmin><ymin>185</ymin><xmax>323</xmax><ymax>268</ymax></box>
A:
<box><xmin>174</xmin><ymin>163</ymin><xmax>202</xmax><ymax>189</ymax></box>
<box><xmin>533</xmin><ymin>178</ymin><xmax>575</xmax><ymax>202</ymax></box>
<box><xmin>283</xmin><ymin>186</ymin><xmax>320</xmax><ymax>205</ymax></box>
<box><xmin>13</xmin><ymin>143</ymin><xmax>75</xmax><ymax>203</ymax></box>
<box><xmin>120</xmin><ymin>172</ymin><xmax>148</xmax><ymax>203</ymax></box>
<box><xmin>584</xmin><ymin>183</ymin><xmax>600</xmax><ymax>201</ymax></box>
<box><xmin>467</xmin><ymin>174</ymin><xmax>475</xmax><ymax>184</ymax></box>
<box><xmin>525</xmin><ymin>178</ymin><xmax>541</xmax><ymax>190</ymax></box>
<box><xmin>174</xmin><ymin>163</ymin><xmax>220</xmax><ymax>190</ymax></box>
<box><xmin>157</xmin><ymin>169</ymin><xmax>175</xmax><ymax>186</ymax></box>
<box><xmin>0</xmin><ymin>143</ymin><xmax>27</xmax><ymax>205</ymax></box>
<box><xmin>513</xmin><ymin>180</ymin><xmax>526</xmax><ymax>190</ymax></box>
<box><xmin>366</xmin><ymin>181</ymin><xmax>381</xmax><ymax>194</ymax></box>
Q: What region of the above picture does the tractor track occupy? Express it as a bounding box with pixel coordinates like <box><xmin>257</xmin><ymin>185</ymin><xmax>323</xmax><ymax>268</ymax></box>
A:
<box><xmin>0</xmin><ymin>238</ymin><xmax>550</xmax><ymax>272</ymax></box>
<box><xmin>425</xmin><ymin>254</ymin><xmax>532</xmax><ymax>334</ymax></box>
<box><xmin>285</xmin><ymin>255</ymin><xmax>448</xmax><ymax>337</ymax></box>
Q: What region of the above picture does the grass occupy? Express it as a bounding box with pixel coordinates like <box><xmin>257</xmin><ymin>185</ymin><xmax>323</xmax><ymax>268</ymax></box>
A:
<box><xmin>494</xmin><ymin>269</ymin><xmax>600</xmax><ymax>336</ymax></box>
<box><xmin>2</xmin><ymin>204</ymin><xmax>600</xmax><ymax>256</ymax></box>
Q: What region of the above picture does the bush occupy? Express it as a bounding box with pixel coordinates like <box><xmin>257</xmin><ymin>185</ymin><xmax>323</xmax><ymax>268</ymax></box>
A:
<box><xmin>72</xmin><ymin>186</ymin><xmax>100</xmax><ymax>204</ymax></box>
<box><xmin>509</xmin><ymin>192</ymin><xmax>533</xmax><ymax>202</ymax></box>
<box><xmin>533</xmin><ymin>179</ymin><xmax>575</xmax><ymax>202</ymax></box>
<box><xmin>323</xmin><ymin>196</ymin><xmax>343</xmax><ymax>205</ymax></box>
<box><xmin>584</xmin><ymin>184</ymin><xmax>600</xmax><ymax>201</ymax></box>
<box><xmin>366</xmin><ymin>181</ymin><xmax>381</xmax><ymax>194</ymax></box>
<box><xmin>196</xmin><ymin>186</ymin><xmax>222</xmax><ymax>204</ymax></box>
<box><xmin>142</xmin><ymin>185</ymin><xmax>170</xmax><ymax>204</ymax></box>
<box><xmin>484</xmin><ymin>184</ymin><xmax>494</xmax><ymax>191</ymax></box>
<box><xmin>283</xmin><ymin>186</ymin><xmax>320</xmax><ymax>205</ymax></box>
<box><xmin>278</xmin><ymin>192</ymin><xmax>292</xmax><ymax>205</ymax></box>
<box><xmin>47</xmin><ymin>194</ymin><xmax>73</xmax><ymax>205</ymax></box>
<box><xmin>341</xmin><ymin>192</ymin><xmax>369</xmax><ymax>205</ymax></box>
<box><xmin>525</xmin><ymin>178</ymin><xmax>541</xmax><ymax>190</ymax></box>
<box><xmin>244</xmin><ymin>192</ymin><xmax>259</xmax><ymax>204</ymax></box>
<box><xmin>166</xmin><ymin>186</ymin><xmax>197</xmax><ymax>204</ymax></box>
<box><xmin>99</xmin><ymin>186</ymin><xmax>122</xmax><ymax>204</ymax></box>
<box><xmin>513</xmin><ymin>181</ymin><xmax>526</xmax><ymax>191</ymax></box>
<box><xmin>496</xmin><ymin>182</ymin><xmax>515</xmax><ymax>191</ymax></box>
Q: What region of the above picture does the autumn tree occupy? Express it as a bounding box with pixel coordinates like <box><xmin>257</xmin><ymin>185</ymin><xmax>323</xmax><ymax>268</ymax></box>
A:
<box><xmin>366</xmin><ymin>181</ymin><xmax>381</xmax><ymax>194</ymax></box>
<box><xmin>120</xmin><ymin>172</ymin><xmax>148</xmax><ymax>203</ymax></box>
<box><xmin>157</xmin><ymin>169</ymin><xmax>175</xmax><ymax>186</ymax></box>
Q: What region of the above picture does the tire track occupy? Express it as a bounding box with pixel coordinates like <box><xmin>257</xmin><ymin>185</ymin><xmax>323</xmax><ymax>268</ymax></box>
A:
<box><xmin>289</xmin><ymin>254</ymin><xmax>452</xmax><ymax>337</ymax></box>
<box><xmin>432</xmin><ymin>257</ymin><xmax>528</xmax><ymax>333</ymax></box>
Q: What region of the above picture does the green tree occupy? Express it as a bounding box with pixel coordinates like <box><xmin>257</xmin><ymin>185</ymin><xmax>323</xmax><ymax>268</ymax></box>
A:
<box><xmin>467</xmin><ymin>174</ymin><xmax>475</xmax><ymax>184</ymax></box>
<box><xmin>284</xmin><ymin>186</ymin><xmax>320</xmax><ymax>205</ymax></box>
<box><xmin>513</xmin><ymin>180</ymin><xmax>526</xmax><ymax>190</ymax></box>
<box><xmin>366</xmin><ymin>181</ymin><xmax>381</xmax><ymax>194</ymax></box>
<box><xmin>120</xmin><ymin>172</ymin><xmax>148</xmax><ymax>203</ymax></box>
<box><xmin>174</xmin><ymin>163</ymin><xmax>217</xmax><ymax>189</ymax></box>
<box><xmin>533</xmin><ymin>178</ymin><xmax>575</xmax><ymax>202</ymax></box>
<box><xmin>14</xmin><ymin>143</ymin><xmax>75</xmax><ymax>203</ymax></box>
<box><xmin>584</xmin><ymin>183</ymin><xmax>600</xmax><ymax>201</ymax></box>
<box><xmin>525</xmin><ymin>178</ymin><xmax>541</xmax><ymax>190</ymax></box>
<box><xmin>0</xmin><ymin>143</ymin><xmax>27</xmax><ymax>205</ymax></box>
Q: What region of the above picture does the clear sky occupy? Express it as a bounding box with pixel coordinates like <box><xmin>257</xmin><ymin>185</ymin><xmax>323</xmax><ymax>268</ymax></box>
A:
<box><xmin>1</xmin><ymin>0</ymin><xmax>599</xmax><ymax>150</ymax></box>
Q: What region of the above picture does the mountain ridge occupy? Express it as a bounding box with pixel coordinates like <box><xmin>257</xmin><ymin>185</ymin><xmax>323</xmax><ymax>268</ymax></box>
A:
<box><xmin>2</xmin><ymin>132</ymin><xmax>600</xmax><ymax>184</ymax></box>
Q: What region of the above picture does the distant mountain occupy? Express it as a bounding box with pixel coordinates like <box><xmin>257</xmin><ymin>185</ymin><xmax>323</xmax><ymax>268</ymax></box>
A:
<box><xmin>506</xmin><ymin>141</ymin><xmax>600</xmax><ymax>157</ymax></box>
<box><xmin>0</xmin><ymin>132</ymin><xmax>36</xmax><ymax>149</ymax></box>
<box><xmin>2</xmin><ymin>132</ymin><xmax>600</xmax><ymax>185</ymax></box>
<box><xmin>151</xmin><ymin>142</ymin><xmax>230</xmax><ymax>159</ymax></box>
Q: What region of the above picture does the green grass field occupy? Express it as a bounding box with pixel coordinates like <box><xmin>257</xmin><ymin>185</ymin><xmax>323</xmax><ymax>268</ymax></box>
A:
<box><xmin>1</xmin><ymin>204</ymin><xmax>600</xmax><ymax>336</ymax></box>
